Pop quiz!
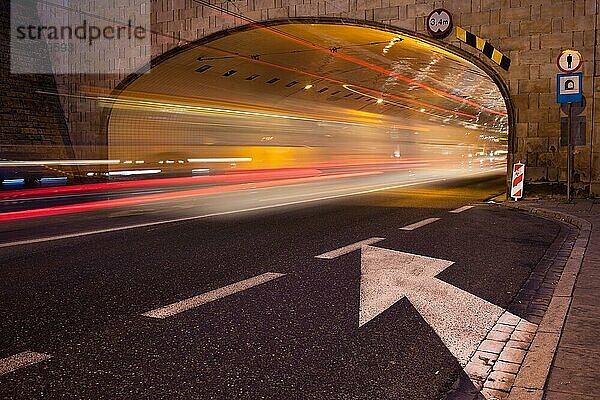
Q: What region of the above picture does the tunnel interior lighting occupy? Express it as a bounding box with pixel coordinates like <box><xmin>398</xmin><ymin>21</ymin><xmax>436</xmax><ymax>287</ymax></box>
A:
<box><xmin>223</xmin><ymin>70</ymin><xmax>238</xmax><ymax>77</ymax></box>
<box><xmin>376</xmin><ymin>98</ymin><xmax>384</xmax><ymax>104</ymax></box>
<box><xmin>286</xmin><ymin>81</ymin><xmax>299</xmax><ymax>87</ymax></box>
<box><xmin>245</xmin><ymin>74</ymin><xmax>260</xmax><ymax>80</ymax></box>
<box><xmin>304</xmin><ymin>84</ymin><xmax>313</xmax><ymax>90</ymax></box>
<box><xmin>382</xmin><ymin>36</ymin><xmax>403</xmax><ymax>54</ymax></box>
<box><xmin>195</xmin><ymin>65</ymin><xmax>213</xmax><ymax>73</ymax></box>
<box><xmin>266</xmin><ymin>78</ymin><xmax>280</xmax><ymax>84</ymax></box>
<box><xmin>318</xmin><ymin>87</ymin><xmax>328</xmax><ymax>93</ymax></box>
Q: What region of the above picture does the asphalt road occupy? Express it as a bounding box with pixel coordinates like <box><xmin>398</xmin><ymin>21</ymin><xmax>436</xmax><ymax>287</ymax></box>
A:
<box><xmin>0</xmin><ymin>171</ymin><xmax>561</xmax><ymax>399</ymax></box>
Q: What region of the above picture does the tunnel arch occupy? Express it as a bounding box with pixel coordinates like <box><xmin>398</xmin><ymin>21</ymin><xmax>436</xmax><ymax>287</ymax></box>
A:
<box><xmin>107</xmin><ymin>17</ymin><xmax>514</xmax><ymax>182</ymax></box>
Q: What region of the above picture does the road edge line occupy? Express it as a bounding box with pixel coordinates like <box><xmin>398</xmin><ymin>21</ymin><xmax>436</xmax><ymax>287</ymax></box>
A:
<box><xmin>502</xmin><ymin>200</ymin><xmax>591</xmax><ymax>399</ymax></box>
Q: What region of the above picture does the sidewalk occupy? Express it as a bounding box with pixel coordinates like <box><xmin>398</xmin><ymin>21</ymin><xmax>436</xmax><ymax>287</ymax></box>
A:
<box><xmin>504</xmin><ymin>198</ymin><xmax>599</xmax><ymax>400</ymax></box>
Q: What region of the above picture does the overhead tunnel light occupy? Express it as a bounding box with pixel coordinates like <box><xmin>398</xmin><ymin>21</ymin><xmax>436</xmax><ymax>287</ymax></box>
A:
<box><xmin>195</xmin><ymin>65</ymin><xmax>212</xmax><ymax>73</ymax></box>
<box><xmin>304</xmin><ymin>84</ymin><xmax>313</xmax><ymax>90</ymax></box>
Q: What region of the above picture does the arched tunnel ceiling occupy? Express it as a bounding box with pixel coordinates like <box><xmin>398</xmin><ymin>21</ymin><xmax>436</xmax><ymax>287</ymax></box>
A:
<box><xmin>107</xmin><ymin>22</ymin><xmax>509</xmax><ymax>163</ymax></box>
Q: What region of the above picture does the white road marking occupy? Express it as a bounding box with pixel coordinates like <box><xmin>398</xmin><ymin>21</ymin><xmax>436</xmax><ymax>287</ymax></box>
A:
<box><xmin>449</xmin><ymin>205</ymin><xmax>474</xmax><ymax>214</ymax></box>
<box><xmin>399</xmin><ymin>218</ymin><xmax>440</xmax><ymax>231</ymax></box>
<box><xmin>359</xmin><ymin>245</ymin><xmax>512</xmax><ymax>365</ymax></box>
<box><xmin>0</xmin><ymin>169</ymin><xmax>503</xmax><ymax>248</ymax></box>
<box><xmin>0</xmin><ymin>351</ymin><xmax>51</xmax><ymax>376</ymax></box>
<box><xmin>141</xmin><ymin>272</ymin><xmax>285</xmax><ymax>319</ymax></box>
<box><xmin>315</xmin><ymin>237</ymin><xmax>385</xmax><ymax>259</ymax></box>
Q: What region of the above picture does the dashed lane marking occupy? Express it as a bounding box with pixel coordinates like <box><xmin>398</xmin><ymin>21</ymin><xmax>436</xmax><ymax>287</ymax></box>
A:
<box><xmin>0</xmin><ymin>351</ymin><xmax>51</xmax><ymax>376</ymax></box>
<box><xmin>399</xmin><ymin>218</ymin><xmax>440</xmax><ymax>231</ymax></box>
<box><xmin>449</xmin><ymin>205</ymin><xmax>475</xmax><ymax>214</ymax></box>
<box><xmin>315</xmin><ymin>237</ymin><xmax>385</xmax><ymax>259</ymax></box>
<box><xmin>141</xmin><ymin>272</ymin><xmax>285</xmax><ymax>319</ymax></box>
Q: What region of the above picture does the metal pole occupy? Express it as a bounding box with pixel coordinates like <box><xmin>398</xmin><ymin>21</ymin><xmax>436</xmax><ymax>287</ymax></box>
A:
<box><xmin>567</xmin><ymin>102</ymin><xmax>572</xmax><ymax>201</ymax></box>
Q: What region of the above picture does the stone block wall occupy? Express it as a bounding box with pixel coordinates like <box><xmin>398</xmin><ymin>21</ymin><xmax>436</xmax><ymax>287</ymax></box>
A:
<box><xmin>0</xmin><ymin>1</ymin><xmax>74</xmax><ymax>162</ymax></box>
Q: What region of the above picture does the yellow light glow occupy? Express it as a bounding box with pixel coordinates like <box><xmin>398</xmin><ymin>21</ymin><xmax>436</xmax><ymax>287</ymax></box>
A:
<box><xmin>304</xmin><ymin>84</ymin><xmax>313</xmax><ymax>90</ymax></box>
<box><xmin>376</xmin><ymin>98</ymin><xmax>384</xmax><ymax>104</ymax></box>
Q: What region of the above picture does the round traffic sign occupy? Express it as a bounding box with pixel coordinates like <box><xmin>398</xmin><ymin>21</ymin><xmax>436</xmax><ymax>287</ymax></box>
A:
<box><xmin>557</xmin><ymin>49</ymin><xmax>582</xmax><ymax>72</ymax></box>
<box><xmin>427</xmin><ymin>9</ymin><xmax>453</xmax><ymax>38</ymax></box>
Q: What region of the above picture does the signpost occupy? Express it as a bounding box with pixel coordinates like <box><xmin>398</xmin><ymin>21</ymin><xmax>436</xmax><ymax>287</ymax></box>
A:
<box><xmin>556</xmin><ymin>49</ymin><xmax>583</xmax><ymax>201</ymax></box>
<box><xmin>426</xmin><ymin>9</ymin><xmax>453</xmax><ymax>38</ymax></box>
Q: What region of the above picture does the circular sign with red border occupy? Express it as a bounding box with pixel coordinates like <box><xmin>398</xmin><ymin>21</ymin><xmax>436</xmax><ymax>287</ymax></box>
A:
<box><xmin>427</xmin><ymin>9</ymin><xmax>453</xmax><ymax>38</ymax></box>
<box><xmin>557</xmin><ymin>49</ymin><xmax>582</xmax><ymax>73</ymax></box>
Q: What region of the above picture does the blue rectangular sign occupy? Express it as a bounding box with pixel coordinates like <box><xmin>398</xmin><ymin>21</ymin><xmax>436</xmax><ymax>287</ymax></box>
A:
<box><xmin>557</xmin><ymin>72</ymin><xmax>582</xmax><ymax>104</ymax></box>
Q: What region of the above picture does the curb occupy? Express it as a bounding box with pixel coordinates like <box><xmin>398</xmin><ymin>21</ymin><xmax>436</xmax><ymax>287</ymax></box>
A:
<box><xmin>501</xmin><ymin>201</ymin><xmax>592</xmax><ymax>400</ymax></box>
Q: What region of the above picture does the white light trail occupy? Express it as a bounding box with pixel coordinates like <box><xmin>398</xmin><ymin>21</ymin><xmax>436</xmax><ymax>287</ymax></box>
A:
<box><xmin>107</xmin><ymin>169</ymin><xmax>162</xmax><ymax>176</ymax></box>
<box><xmin>187</xmin><ymin>158</ymin><xmax>252</xmax><ymax>163</ymax></box>
<box><xmin>0</xmin><ymin>160</ymin><xmax>121</xmax><ymax>166</ymax></box>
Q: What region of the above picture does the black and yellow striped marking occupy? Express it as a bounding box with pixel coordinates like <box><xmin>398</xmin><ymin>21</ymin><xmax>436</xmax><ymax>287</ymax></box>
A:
<box><xmin>456</xmin><ymin>26</ymin><xmax>510</xmax><ymax>71</ymax></box>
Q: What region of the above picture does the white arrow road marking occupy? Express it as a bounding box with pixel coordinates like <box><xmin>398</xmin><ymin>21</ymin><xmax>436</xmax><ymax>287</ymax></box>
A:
<box><xmin>359</xmin><ymin>245</ymin><xmax>513</xmax><ymax>366</ymax></box>
<box><xmin>449</xmin><ymin>205</ymin><xmax>474</xmax><ymax>214</ymax></box>
<box><xmin>315</xmin><ymin>237</ymin><xmax>385</xmax><ymax>259</ymax></box>
<box><xmin>0</xmin><ymin>351</ymin><xmax>51</xmax><ymax>376</ymax></box>
<box><xmin>142</xmin><ymin>272</ymin><xmax>285</xmax><ymax>319</ymax></box>
<box><xmin>399</xmin><ymin>218</ymin><xmax>440</xmax><ymax>230</ymax></box>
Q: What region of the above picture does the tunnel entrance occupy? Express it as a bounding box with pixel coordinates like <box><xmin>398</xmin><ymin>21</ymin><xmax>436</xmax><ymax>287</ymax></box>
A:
<box><xmin>106</xmin><ymin>19</ymin><xmax>511</xmax><ymax>178</ymax></box>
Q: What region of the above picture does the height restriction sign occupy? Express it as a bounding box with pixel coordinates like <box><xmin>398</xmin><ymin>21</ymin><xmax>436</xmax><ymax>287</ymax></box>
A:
<box><xmin>427</xmin><ymin>9</ymin><xmax>453</xmax><ymax>38</ymax></box>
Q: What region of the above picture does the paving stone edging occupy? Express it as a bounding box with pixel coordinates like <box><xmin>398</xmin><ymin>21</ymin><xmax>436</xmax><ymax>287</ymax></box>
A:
<box><xmin>502</xmin><ymin>201</ymin><xmax>592</xmax><ymax>400</ymax></box>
